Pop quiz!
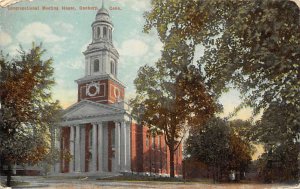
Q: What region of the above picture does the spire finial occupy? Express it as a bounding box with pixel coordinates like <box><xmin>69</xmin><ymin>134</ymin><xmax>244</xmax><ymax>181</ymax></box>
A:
<box><xmin>102</xmin><ymin>0</ymin><xmax>104</xmax><ymax>8</ymax></box>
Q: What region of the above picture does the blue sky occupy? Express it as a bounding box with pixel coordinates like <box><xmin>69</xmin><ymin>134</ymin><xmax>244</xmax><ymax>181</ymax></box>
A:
<box><xmin>0</xmin><ymin>0</ymin><xmax>252</xmax><ymax>120</ymax></box>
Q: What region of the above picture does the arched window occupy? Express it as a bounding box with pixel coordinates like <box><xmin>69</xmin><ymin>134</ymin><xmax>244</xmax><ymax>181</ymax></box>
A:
<box><xmin>110</xmin><ymin>61</ymin><xmax>115</xmax><ymax>75</ymax></box>
<box><xmin>94</xmin><ymin>59</ymin><xmax>99</xmax><ymax>72</ymax></box>
<box><xmin>103</xmin><ymin>27</ymin><xmax>107</xmax><ymax>38</ymax></box>
<box><xmin>109</xmin><ymin>29</ymin><xmax>112</xmax><ymax>41</ymax></box>
<box><xmin>97</xmin><ymin>27</ymin><xmax>100</xmax><ymax>38</ymax></box>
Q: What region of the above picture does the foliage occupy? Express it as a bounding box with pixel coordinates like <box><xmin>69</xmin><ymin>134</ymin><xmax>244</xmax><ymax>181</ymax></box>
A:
<box><xmin>257</xmin><ymin>142</ymin><xmax>299</xmax><ymax>183</ymax></box>
<box><xmin>252</xmin><ymin>102</ymin><xmax>299</xmax><ymax>144</ymax></box>
<box><xmin>0</xmin><ymin>44</ymin><xmax>61</xmax><ymax>185</ymax></box>
<box><xmin>144</xmin><ymin>0</ymin><xmax>300</xmax><ymax>114</ymax></box>
<box><xmin>252</xmin><ymin>102</ymin><xmax>299</xmax><ymax>182</ymax></box>
<box><xmin>186</xmin><ymin>117</ymin><xmax>252</xmax><ymax>181</ymax></box>
<box><xmin>130</xmin><ymin>40</ymin><xmax>218</xmax><ymax>177</ymax></box>
<box><xmin>229</xmin><ymin>119</ymin><xmax>253</xmax><ymax>142</ymax></box>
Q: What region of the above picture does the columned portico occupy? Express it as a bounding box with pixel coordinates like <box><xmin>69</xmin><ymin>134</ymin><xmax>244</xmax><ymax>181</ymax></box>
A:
<box><xmin>60</xmin><ymin>100</ymin><xmax>131</xmax><ymax>173</ymax></box>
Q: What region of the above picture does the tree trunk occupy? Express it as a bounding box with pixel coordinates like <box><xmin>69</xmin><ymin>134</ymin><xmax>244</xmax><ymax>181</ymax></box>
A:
<box><xmin>6</xmin><ymin>163</ymin><xmax>12</xmax><ymax>187</ymax></box>
<box><xmin>169</xmin><ymin>146</ymin><xmax>175</xmax><ymax>178</ymax></box>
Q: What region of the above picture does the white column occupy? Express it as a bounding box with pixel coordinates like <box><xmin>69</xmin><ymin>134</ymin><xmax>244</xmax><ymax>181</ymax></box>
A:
<box><xmin>114</xmin><ymin>121</ymin><xmax>120</xmax><ymax>172</ymax></box>
<box><xmin>126</xmin><ymin>122</ymin><xmax>131</xmax><ymax>171</ymax></box>
<box><xmin>80</xmin><ymin>127</ymin><xmax>86</xmax><ymax>172</ymax></box>
<box><xmin>98</xmin><ymin>122</ymin><xmax>103</xmax><ymax>172</ymax></box>
<box><xmin>120</xmin><ymin>121</ymin><xmax>126</xmax><ymax>171</ymax></box>
<box><xmin>92</xmin><ymin>123</ymin><xmax>97</xmax><ymax>172</ymax></box>
<box><xmin>69</xmin><ymin>126</ymin><xmax>75</xmax><ymax>172</ymax></box>
<box><xmin>75</xmin><ymin>126</ymin><xmax>81</xmax><ymax>172</ymax></box>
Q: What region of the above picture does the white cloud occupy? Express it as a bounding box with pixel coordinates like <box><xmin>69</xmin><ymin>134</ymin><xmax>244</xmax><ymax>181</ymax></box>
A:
<box><xmin>153</xmin><ymin>41</ymin><xmax>163</xmax><ymax>53</ymax></box>
<box><xmin>58</xmin><ymin>58</ymin><xmax>84</xmax><ymax>70</ymax></box>
<box><xmin>48</xmin><ymin>44</ymin><xmax>66</xmax><ymax>56</ymax></box>
<box><xmin>0</xmin><ymin>31</ymin><xmax>12</xmax><ymax>46</ymax></box>
<box><xmin>54</xmin><ymin>21</ymin><xmax>74</xmax><ymax>33</ymax></box>
<box><xmin>118</xmin><ymin>39</ymin><xmax>149</xmax><ymax>57</ymax></box>
<box><xmin>17</xmin><ymin>22</ymin><xmax>65</xmax><ymax>44</ymax></box>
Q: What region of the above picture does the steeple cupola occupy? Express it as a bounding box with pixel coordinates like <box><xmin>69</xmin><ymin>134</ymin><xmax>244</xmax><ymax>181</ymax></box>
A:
<box><xmin>92</xmin><ymin>7</ymin><xmax>113</xmax><ymax>43</ymax></box>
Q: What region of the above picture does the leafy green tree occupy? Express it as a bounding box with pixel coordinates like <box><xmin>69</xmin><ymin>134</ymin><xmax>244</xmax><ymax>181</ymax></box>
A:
<box><xmin>130</xmin><ymin>41</ymin><xmax>217</xmax><ymax>177</ymax></box>
<box><xmin>186</xmin><ymin>117</ymin><xmax>252</xmax><ymax>182</ymax></box>
<box><xmin>144</xmin><ymin>0</ymin><xmax>300</xmax><ymax>114</ymax></box>
<box><xmin>0</xmin><ymin>44</ymin><xmax>61</xmax><ymax>186</ymax></box>
<box><xmin>252</xmin><ymin>102</ymin><xmax>299</xmax><ymax>182</ymax></box>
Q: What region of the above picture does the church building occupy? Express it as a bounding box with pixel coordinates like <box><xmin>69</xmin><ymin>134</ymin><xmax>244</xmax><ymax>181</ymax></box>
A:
<box><xmin>56</xmin><ymin>5</ymin><xmax>182</xmax><ymax>176</ymax></box>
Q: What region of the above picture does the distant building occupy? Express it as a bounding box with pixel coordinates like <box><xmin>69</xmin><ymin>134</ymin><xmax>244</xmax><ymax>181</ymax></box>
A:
<box><xmin>56</xmin><ymin>5</ymin><xmax>182</xmax><ymax>176</ymax></box>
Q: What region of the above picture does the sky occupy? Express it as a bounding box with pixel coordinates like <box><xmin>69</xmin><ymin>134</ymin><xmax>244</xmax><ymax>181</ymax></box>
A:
<box><xmin>0</xmin><ymin>0</ymin><xmax>253</xmax><ymax>120</ymax></box>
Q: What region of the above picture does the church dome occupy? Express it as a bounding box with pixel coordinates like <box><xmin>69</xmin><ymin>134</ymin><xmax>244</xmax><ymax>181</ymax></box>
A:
<box><xmin>95</xmin><ymin>7</ymin><xmax>112</xmax><ymax>25</ymax></box>
<box><xmin>97</xmin><ymin>7</ymin><xmax>109</xmax><ymax>15</ymax></box>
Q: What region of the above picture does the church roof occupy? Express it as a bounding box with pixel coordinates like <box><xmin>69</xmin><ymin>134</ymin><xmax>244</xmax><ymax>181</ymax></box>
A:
<box><xmin>97</xmin><ymin>7</ymin><xmax>109</xmax><ymax>16</ymax></box>
<box><xmin>94</xmin><ymin>6</ymin><xmax>112</xmax><ymax>25</ymax></box>
<box><xmin>61</xmin><ymin>100</ymin><xmax>129</xmax><ymax>126</ymax></box>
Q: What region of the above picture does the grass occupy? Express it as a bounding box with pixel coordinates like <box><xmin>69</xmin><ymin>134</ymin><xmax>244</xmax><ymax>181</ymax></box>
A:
<box><xmin>0</xmin><ymin>180</ymin><xmax>30</xmax><ymax>187</ymax></box>
<box><xmin>96</xmin><ymin>175</ymin><xmax>214</xmax><ymax>184</ymax></box>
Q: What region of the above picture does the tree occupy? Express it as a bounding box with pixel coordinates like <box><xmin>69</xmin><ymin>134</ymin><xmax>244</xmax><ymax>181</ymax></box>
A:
<box><xmin>186</xmin><ymin>117</ymin><xmax>252</xmax><ymax>182</ymax></box>
<box><xmin>228</xmin><ymin>119</ymin><xmax>256</xmax><ymax>179</ymax></box>
<box><xmin>0</xmin><ymin>44</ymin><xmax>61</xmax><ymax>186</ymax></box>
<box><xmin>251</xmin><ymin>102</ymin><xmax>299</xmax><ymax>182</ymax></box>
<box><xmin>130</xmin><ymin>40</ymin><xmax>217</xmax><ymax>177</ymax></box>
<box><xmin>144</xmin><ymin>0</ymin><xmax>300</xmax><ymax>115</ymax></box>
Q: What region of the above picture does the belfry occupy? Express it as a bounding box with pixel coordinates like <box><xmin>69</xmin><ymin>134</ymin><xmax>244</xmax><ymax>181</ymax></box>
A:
<box><xmin>79</xmin><ymin>2</ymin><xmax>124</xmax><ymax>104</ymax></box>
<box><xmin>56</xmin><ymin>3</ymin><xmax>182</xmax><ymax>176</ymax></box>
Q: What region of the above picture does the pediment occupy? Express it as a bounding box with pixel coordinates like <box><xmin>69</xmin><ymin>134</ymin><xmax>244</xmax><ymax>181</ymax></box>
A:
<box><xmin>62</xmin><ymin>100</ymin><xmax>125</xmax><ymax>120</ymax></box>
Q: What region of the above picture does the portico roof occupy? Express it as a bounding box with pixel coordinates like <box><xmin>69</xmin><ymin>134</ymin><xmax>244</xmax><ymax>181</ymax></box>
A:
<box><xmin>60</xmin><ymin>100</ymin><xmax>130</xmax><ymax>126</ymax></box>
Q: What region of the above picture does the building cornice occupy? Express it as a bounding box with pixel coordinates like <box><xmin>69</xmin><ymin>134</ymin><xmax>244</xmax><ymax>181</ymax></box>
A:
<box><xmin>75</xmin><ymin>74</ymin><xmax>126</xmax><ymax>88</ymax></box>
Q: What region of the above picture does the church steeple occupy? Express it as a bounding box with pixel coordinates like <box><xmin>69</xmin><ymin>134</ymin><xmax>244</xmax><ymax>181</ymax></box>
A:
<box><xmin>77</xmin><ymin>5</ymin><xmax>124</xmax><ymax>104</ymax></box>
